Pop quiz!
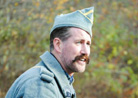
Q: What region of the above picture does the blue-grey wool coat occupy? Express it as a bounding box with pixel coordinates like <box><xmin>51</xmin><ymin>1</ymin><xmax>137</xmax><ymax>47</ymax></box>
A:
<box><xmin>5</xmin><ymin>51</ymin><xmax>76</xmax><ymax>98</ymax></box>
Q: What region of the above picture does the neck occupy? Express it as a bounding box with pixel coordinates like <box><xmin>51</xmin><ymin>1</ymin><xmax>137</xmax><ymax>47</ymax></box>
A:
<box><xmin>51</xmin><ymin>51</ymin><xmax>74</xmax><ymax>76</ymax></box>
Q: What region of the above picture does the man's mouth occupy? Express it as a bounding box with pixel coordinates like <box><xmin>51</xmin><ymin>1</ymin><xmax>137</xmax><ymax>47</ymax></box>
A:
<box><xmin>80</xmin><ymin>59</ymin><xmax>85</xmax><ymax>61</ymax></box>
<box><xmin>73</xmin><ymin>54</ymin><xmax>89</xmax><ymax>64</ymax></box>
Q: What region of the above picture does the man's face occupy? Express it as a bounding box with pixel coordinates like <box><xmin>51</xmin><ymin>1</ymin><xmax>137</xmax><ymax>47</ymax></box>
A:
<box><xmin>60</xmin><ymin>27</ymin><xmax>91</xmax><ymax>74</ymax></box>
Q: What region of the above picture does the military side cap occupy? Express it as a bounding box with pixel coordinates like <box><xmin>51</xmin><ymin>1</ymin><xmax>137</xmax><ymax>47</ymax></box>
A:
<box><xmin>50</xmin><ymin>7</ymin><xmax>94</xmax><ymax>37</ymax></box>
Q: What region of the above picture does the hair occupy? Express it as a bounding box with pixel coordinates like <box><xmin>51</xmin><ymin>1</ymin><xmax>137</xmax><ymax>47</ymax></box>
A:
<box><xmin>50</xmin><ymin>27</ymin><xmax>72</xmax><ymax>52</ymax></box>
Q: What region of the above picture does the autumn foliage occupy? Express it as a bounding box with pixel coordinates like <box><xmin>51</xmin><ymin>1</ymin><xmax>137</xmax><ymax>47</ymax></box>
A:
<box><xmin>0</xmin><ymin>0</ymin><xmax>138</xmax><ymax>98</ymax></box>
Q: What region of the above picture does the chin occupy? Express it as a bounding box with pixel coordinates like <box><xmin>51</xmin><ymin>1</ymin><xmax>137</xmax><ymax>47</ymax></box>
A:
<box><xmin>73</xmin><ymin>62</ymin><xmax>86</xmax><ymax>73</ymax></box>
<box><xmin>76</xmin><ymin>66</ymin><xmax>86</xmax><ymax>73</ymax></box>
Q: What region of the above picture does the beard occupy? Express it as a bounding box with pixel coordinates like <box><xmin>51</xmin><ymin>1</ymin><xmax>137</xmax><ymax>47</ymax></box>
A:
<box><xmin>61</xmin><ymin>54</ymin><xmax>90</xmax><ymax>73</ymax></box>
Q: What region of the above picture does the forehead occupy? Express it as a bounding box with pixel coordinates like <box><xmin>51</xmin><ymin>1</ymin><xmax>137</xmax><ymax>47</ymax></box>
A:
<box><xmin>68</xmin><ymin>27</ymin><xmax>91</xmax><ymax>41</ymax></box>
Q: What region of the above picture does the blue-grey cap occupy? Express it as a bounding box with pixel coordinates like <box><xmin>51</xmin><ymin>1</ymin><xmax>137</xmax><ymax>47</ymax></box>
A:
<box><xmin>50</xmin><ymin>7</ymin><xmax>94</xmax><ymax>37</ymax></box>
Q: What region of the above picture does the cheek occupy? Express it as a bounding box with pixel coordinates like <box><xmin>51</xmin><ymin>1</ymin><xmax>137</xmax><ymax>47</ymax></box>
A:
<box><xmin>62</xmin><ymin>41</ymin><xmax>81</xmax><ymax>55</ymax></box>
<box><xmin>69</xmin><ymin>45</ymin><xmax>80</xmax><ymax>53</ymax></box>
<box><xmin>63</xmin><ymin>45</ymin><xmax>79</xmax><ymax>59</ymax></box>
<box><xmin>88</xmin><ymin>47</ymin><xmax>91</xmax><ymax>55</ymax></box>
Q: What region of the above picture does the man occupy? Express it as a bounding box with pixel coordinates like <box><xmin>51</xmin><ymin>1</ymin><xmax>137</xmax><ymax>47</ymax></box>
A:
<box><xmin>6</xmin><ymin>6</ymin><xmax>94</xmax><ymax>98</ymax></box>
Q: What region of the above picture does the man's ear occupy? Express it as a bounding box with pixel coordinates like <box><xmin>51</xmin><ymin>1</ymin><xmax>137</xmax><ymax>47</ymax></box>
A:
<box><xmin>53</xmin><ymin>38</ymin><xmax>62</xmax><ymax>53</ymax></box>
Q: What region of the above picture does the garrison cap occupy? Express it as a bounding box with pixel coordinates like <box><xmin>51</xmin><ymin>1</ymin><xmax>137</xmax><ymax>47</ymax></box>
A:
<box><xmin>50</xmin><ymin>7</ymin><xmax>94</xmax><ymax>37</ymax></box>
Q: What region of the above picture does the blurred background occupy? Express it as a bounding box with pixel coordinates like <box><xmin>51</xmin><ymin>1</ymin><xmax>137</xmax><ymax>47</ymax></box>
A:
<box><xmin>0</xmin><ymin>0</ymin><xmax>138</xmax><ymax>98</ymax></box>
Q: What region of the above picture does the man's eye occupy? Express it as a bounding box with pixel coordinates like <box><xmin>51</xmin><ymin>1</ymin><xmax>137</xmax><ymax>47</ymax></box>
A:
<box><xmin>77</xmin><ymin>42</ymin><xmax>81</xmax><ymax>44</ymax></box>
<box><xmin>87</xmin><ymin>42</ymin><xmax>91</xmax><ymax>46</ymax></box>
<box><xmin>76</xmin><ymin>41</ymin><xmax>82</xmax><ymax>44</ymax></box>
<box><xmin>76</xmin><ymin>41</ymin><xmax>81</xmax><ymax>45</ymax></box>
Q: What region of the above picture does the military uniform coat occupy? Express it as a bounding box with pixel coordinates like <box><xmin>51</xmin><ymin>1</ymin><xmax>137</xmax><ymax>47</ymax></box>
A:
<box><xmin>6</xmin><ymin>51</ymin><xmax>76</xmax><ymax>98</ymax></box>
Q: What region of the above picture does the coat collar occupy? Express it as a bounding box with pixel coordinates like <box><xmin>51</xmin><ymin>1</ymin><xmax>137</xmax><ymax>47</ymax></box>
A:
<box><xmin>40</xmin><ymin>51</ymin><xmax>75</xmax><ymax>97</ymax></box>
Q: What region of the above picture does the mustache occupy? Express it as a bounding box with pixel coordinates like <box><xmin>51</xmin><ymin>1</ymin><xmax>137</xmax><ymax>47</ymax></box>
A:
<box><xmin>72</xmin><ymin>54</ymin><xmax>90</xmax><ymax>64</ymax></box>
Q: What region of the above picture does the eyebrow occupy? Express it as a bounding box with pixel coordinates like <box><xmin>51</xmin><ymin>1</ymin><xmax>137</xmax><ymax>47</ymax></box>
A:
<box><xmin>75</xmin><ymin>38</ymin><xmax>91</xmax><ymax>43</ymax></box>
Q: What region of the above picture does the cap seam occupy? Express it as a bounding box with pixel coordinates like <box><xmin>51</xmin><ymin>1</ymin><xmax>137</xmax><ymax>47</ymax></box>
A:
<box><xmin>78</xmin><ymin>10</ymin><xmax>93</xmax><ymax>24</ymax></box>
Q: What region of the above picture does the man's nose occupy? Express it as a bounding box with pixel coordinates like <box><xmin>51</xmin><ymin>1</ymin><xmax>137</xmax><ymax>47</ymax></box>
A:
<box><xmin>80</xmin><ymin>44</ymin><xmax>90</xmax><ymax>55</ymax></box>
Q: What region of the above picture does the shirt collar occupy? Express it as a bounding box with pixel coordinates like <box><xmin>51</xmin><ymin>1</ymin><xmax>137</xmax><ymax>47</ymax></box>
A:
<box><xmin>65</xmin><ymin>71</ymin><xmax>74</xmax><ymax>84</ymax></box>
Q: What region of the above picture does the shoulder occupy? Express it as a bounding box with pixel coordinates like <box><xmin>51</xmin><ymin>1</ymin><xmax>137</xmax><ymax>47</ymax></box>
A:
<box><xmin>6</xmin><ymin>62</ymin><xmax>57</xmax><ymax>98</ymax></box>
<box><xmin>15</xmin><ymin>63</ymin><xmax>55</xmax><ymax>89</ymax></box>
<box><xmin>23</xmin><ymin>70</ymin><xmax>57</xmax><ymax>97</ymax></box>
<box><xmin>24</xmin><ymin>64</ymin><xmax>54</xmax><ymax>83</ymax></box>
<box><xmin>21</xmin><ymin>65</ymin><xmax>57</xmax><ymax>97</ymax></box>
<box><xmin>35</xmin><ymin>65</ymin><xmax>54</xmax><ymax>79</ymax></box>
